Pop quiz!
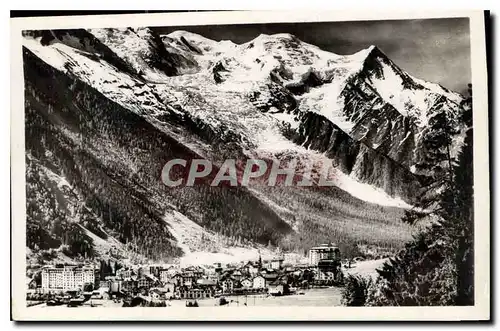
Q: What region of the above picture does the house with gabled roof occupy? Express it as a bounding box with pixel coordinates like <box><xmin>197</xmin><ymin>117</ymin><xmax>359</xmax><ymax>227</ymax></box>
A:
<box><xmin>149</xmin><ymin>282</ymin><xmax>175</xmax><ymax>300</ymax></box>
<box><xmin>268</xmin><ymin>280</ymin><xmax>289</xmax><ymax>296</ymax></box>
<box><xmin>252</xmin><ymin>275</ymin><xmax>266</xmax><ymax>289</ymax></box>
<box><xmin>231</xmin><ymin>270</ymin><xmax>243</xmax><ymax>281</ymax></box>
<box><xmin>172</xmin><ymin>273</ymin><xmax>184</xmax><ymax>287</ymax></box>
<box><xmin>240</xmin><ymin>277</ymin><xmax>253</xmax><ymax>289</ymax></box>
<box><xmin>221</xmin><ymin>277</ymin><xmax>237</xmax><ymax>294</ymax></box>
<box><xmin>261</xmin><ymin>272</ymin><xmax>279</xmax><ymax>288</ymax></box>
<box><xmin>196</xmin><ymin>278</ymin><xmax>217</xmax><ymax>288</ymax></box>
<box><xmin>242</xmin><ymin>261</ymin><xmax>260</xmax><ymax>276</ymax></box>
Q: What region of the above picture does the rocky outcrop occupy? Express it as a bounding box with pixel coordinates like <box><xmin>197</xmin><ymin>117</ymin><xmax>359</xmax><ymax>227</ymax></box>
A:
<box><xmin>341</xmin><ymin>79</ymin><xmax>418</xmax><ymax>168</ymax></box>
<box><xmin>285</xmin><ymin>70</ymin><xmax>323</xmax><ymax>95</ymax></box>
<box><xmin>24</xmin><ymin>29</ymin><xmax>139</xmax><ymax>78</ymax></box>
<box><xmin>90</xmin><ymin>27</ymin><xmax>198</xmax><ymax>79</ymax></box>
<box><xmin>258</xmin><ymin>45</ymin><xmax>466</xmax><ymax>200</ymax></box>
<box><xmin>292</xmin><ymin>111</ymin><xmax>421</xmax><ymax>200</ymax></box>
<box><xmin>249</xmin><ymin>82</ymin><xmax>297</xmax><ymax>113</ymax></box>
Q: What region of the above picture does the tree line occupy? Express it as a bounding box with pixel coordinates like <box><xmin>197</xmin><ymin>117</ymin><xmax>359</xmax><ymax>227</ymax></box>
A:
<box><xmin>342</xmin><ymin>85</ymin><xmax>474</xmax><ymax>306</ymax></box>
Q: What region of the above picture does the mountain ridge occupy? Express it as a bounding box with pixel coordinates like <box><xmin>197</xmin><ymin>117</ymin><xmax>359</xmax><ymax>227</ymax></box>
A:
<box><xmin>22</xmin><ymin>27</ymin><xmax>466</xmax><ymax>266</ymax></box>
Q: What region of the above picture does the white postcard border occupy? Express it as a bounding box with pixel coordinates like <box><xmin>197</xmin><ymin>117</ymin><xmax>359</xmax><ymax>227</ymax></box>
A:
<box><xmin>10</xmin><ymin>9</ymin><xmax>490</xmax><ymax>321</ymax></box>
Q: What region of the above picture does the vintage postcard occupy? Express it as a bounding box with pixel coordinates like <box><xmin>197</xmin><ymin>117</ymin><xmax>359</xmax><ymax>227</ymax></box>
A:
<box><xmin>10</xmin><ymin>10</ymin><xmax>490</xmax><ymax>321</ymax></box>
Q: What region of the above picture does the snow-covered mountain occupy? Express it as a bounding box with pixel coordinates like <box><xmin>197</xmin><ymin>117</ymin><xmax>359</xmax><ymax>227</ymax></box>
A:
<box><xmin>22</xmin><ymin>28</ymin><xmax>467</xmax><ymax>265</ymax></box>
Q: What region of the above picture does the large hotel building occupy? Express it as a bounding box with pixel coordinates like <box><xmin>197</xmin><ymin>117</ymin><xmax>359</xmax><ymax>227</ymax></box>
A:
<box><xmin>41</xmin><ymin>265</ymin><xmax>97</xmax><ymax>292</ymax></box>
<box><xmin>308</xmin><ymin>243</ymin><xmax>341</xmax><ymax>265</ymax></box>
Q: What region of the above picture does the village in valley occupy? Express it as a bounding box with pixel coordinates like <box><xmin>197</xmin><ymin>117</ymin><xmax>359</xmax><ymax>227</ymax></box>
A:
<box><xmin>26</xmin><ymin>243</ymin><xmax>371</xmax><ymax>307</ymax></box>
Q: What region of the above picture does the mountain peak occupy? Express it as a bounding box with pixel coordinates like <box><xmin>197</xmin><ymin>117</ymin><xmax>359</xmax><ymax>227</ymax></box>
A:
<box><xmin>166</xmin><ymin>30</ymin><xmax>209</xmax><ymax>41</ymax></box>
<box><xmin>165</xmin><ymin>30</ymin><xmax>218</xmax><ymax>50</ymax></box>
<box><xmin>352</xmin><ymin>44</ymin><xmax>401</xmax><ymax>78</ymax></box>
<box><xmin>249</xmin><ymin>33</ymin><xmax>301</xmax><ymax>48</ymax></box>
<box><xmin>363</xmin><ymin>45</ymin><xmax>388</xmax><ymax>61</ymax></box>
<box><xmin>255</xmin><ymin>33</ymin><xmax>297</xmax><ymax>40</ymax></box>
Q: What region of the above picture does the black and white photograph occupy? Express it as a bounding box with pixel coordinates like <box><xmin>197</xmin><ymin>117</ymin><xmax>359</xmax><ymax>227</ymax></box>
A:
<box><xmin>10</xmin><ymin>10</ymin><xmax>490</xmax><ymax>321</ymax></box>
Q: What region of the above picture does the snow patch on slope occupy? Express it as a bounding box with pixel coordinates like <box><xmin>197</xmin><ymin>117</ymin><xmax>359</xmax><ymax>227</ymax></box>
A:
<box><xmin>163</xmin><ymin>210</ymin><xmax>277</xmax><ymax>267</ymax></box>
<box><xmin>23</xmin><ymin>36</ymin><xmax>170</xmax><ymax>118</ymax></box>
<box><xmin>78</xmin><ymin>225</ymin><xmax>128</xmax><ymax>258</ymax></box>
<box><xmin>39</xmin><ymin>161</ymin><xmax>73</xmax><ymax>192</ymax></box>
<box><xmin>334</xmin><ymin>170</ymin><xmax>413</xmax><ymax>208</ymax></box>
<box><xmin>254</xmin><ymin>133</ymin><xmax>413</xmax><ymax>209</ymax></box>
<box><xmin>345</xmin><ymin>258</ymin><xmax>389</xmax><ymax>279</ymax></box>
<box><xmin>298</xmin><ymin>82</ymin><xmax>355</xmax><ymax>133</ymax></box>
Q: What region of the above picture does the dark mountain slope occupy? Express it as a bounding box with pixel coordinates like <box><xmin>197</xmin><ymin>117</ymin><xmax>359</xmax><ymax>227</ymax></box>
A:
<box><xmin>24</xmin><ymin>47</ymin><xmax>293</xmax><ymax>261</ymax></box>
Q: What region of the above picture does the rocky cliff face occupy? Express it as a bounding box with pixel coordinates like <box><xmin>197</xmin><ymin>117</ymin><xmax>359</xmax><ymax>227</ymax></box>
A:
<box><xmin>22</xmin><ymin>28</ymin><xmax>467</xmax><ymax>264</ymax></box>
<box><xmin>290</xmin><ymin>111</ymin><xmax>421</xmax><ymax>200</ymax></box>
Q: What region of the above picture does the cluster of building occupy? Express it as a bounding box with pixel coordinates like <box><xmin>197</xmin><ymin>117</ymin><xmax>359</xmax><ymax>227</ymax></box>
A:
<box><xmin>34</xmin><ymin>243</ymin><xmax>343</xmax><ymax>302</ymax></box>
<box><xmin>101</xmin><ymin>257</ymin><xmax>295</xmax><ymax>300</ymax></box>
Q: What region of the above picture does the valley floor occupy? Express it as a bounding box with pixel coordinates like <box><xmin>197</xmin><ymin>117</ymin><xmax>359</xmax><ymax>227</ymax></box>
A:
<box><xmin>344</xmin><ymin>258</ymin><xmax>388</xmax><ymax>279</ymax></box>
<box><xmin>30</xmin><ymin>288</ymin><xmax>343</xmax><ymax>308</ymax></box>
<box><xmin>172</xmin><ymin>287</ymin><xmax>343</xmax><ymax>307</ymax></box>
<box><xmin>29</xmin><ymin>259</ymin><xmax>385</xmax><ymax>308</ymax></box>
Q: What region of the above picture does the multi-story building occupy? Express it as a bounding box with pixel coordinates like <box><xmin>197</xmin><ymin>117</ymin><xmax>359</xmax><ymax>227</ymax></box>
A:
<box><xmin>176</xmin><ymin>287</ymin><xmax>214</xmax><ymax>299</ymax></box>
<box><xmin>308</xmin><ymin>243</ymin><xmax>340</xmax><ymax>265</ymax></box>
<box><xmin>137</xmin><ymin>274</ymin><xmax>159</xmax><ymax>289</ymax></box>
<box><xmin>116</xmin><ymin>267</ymin><xmax>132</xmax><ymax>279</ymax></box>
<box><xmin>270</xmin><ymin>258</ymin><xmax>284</xmax><ymax>270</ymax></box>
<box><xmin>262</xmin><ymin>257</ymin><xmax>285</xmax><ymax>270</ymax></box>
<box><xmin>319</xmin><ymin>270</ymin><xmax>339</xmax><ymax>281</ymax></box>
<box><xmin>252</xmin><ymin>275</ymin><xmax>266</xmax><ymax>289</ymax></box>
<box><xmin>158</xmin><ymin>266</ymin><xmax>179</xmax><ymax>284</ymax></box>
<box><xmin>241</xmin><ymin>262</ymin><xmax>260</xmax><ymax>276</ymax></box>
<box><xmin>41</xmin><ymin>265</ymin><xmax>97</xmax><ymax>292</ymax></box>
<box><xmin>240</xmin><ymin>278</ymin><xmax>253</xmax><ymax>289</ymax></box>
<box><xmin>283</xmin><ymin>253</ymin><xmax>296</xmax><ymax>265</ymax></box>
<box><xmin>121</xmin><ymin>277</ymin><xmax>138</xmax><ymax>293</ymax></box>
<box><xmin>159</xmin><ymin>269</ymin><xmax>170</xmax><ymax>284</ymax></box>
<box><xmin>221</xmin><ymin>278</ymin><xmax>236</xmax><ymax>294</ymax></box>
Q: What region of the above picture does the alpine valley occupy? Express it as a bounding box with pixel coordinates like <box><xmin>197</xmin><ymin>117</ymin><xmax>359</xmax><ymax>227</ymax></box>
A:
<box><xmin>22</xmin><ymin>28</ymin><xmax>469</xmax><ymax>267</ymax></box>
